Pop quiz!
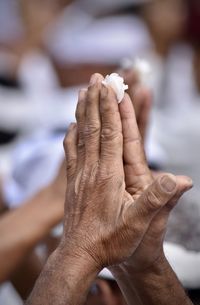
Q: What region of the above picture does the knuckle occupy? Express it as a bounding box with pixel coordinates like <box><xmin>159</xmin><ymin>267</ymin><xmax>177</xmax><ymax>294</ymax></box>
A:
<box><xmin>78</xmin><ymin>140</ymin><xmax>85</xmax><ymax>151</ymax></box>
<box><xmin>84</xmin><ymin>123</ymin><xmax>100</xmax><ymax>137</ymax></box>
<box><xmin>87</xmin><ymin>83</ymin><xmax>101</xmax><ymax>102</ymax></box>
<box><xmin>101</xmin><ymin>127</ymin><xmax>122</xmax><ymax>143</ymax></box>
<box><xmin>132</xmin><ymin>219</ymin><xmax>144</xmax><ymax>235</ymax></box>
<box><xmin>63</xmin><ymin>134</ymin><xmax>70</xmax><ymax>150</ymax></box>
<box><xmin>124</xmin><ymin>136</ymin><xmax>141</xmax><ymax>146</ymax></box>
<box><xmin>145</xmin><ymin>190</ymin><xmax>162</xmax><ymax>211</ymax></box>
<box><xmin>75</xmin><ymin>104</ymin><xmax>84</xmax><ymax>122</ymax></box>
<box><xmin>100</xmin><ymin>101</ymin><xmax>112</xmax><ymax>112</ymax></box>
<box><xmin>63</xmin><ymin>133</ymin><xmax>73</xmax><ymax>147</ymax></box>
<box><xmin>75</xmin><ymin>107</ymin><xmax>81</xmax><ymax>122</ymax></box>
<box><xmin>66</xmin><ymin>157</ymin><xmax>76</xmax><ymax>171</ymax></box>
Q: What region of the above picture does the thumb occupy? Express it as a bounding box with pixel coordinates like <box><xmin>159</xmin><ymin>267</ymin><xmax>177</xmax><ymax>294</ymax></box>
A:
<box><xmin>165</xmin><ymin>175</ymin><xmax>193</xmax><ymax>210</ymax></box>
<box><xmin>126</xmin><ymin>174</ymin><xmax>178</xmax><ymax>229</ymax></box>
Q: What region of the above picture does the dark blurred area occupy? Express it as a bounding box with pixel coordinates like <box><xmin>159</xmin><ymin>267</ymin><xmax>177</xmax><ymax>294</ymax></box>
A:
<box><xmin>1</xmin><ymin>0</ymin><xmax>200</xmax><ymax>304</ymax></box>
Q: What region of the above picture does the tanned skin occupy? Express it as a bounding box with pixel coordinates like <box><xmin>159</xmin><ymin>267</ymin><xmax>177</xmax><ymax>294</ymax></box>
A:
<box><xmin>26</xmin><ymin>73</ymin><xmax>193</xmax><ymax>305</ymax></box>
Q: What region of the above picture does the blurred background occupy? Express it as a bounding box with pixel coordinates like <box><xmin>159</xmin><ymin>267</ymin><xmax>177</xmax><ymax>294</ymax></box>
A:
<box><xmin>1</xmin><ymin>0</ymin><xmax>200</xmax><ymax>304</ymax></box>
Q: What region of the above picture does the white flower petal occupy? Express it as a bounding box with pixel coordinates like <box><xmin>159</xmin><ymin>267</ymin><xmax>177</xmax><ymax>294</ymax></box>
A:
<box><xmin>102</xmin><ymin>73</ymin><xmax>128</xmax><ymax>103</ymax></box>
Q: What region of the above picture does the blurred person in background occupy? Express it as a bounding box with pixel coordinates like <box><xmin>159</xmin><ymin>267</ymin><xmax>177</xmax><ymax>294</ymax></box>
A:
<box><xmin>0</xmin><ymin>1</ymin><xmax>151</xmax><ymax>303</ymax></box>
<box><xmin>0</xmin><ymin>159</ymin><xmax>66</xmax><ymax>303</ymax></box>
<box><xmin>1</xmin><ymin>0</ymin><xmax>200</xmax><ymax>303</ymax></box>
<box><xmin>132</xmin><ymin>1</ymin><xmax>200</xmax><ymax>299</ymax></box>
<box><xmin>133</xmin><ymin>0</ymin><xmax>200</xmax><ymax>260</ymax></box>
<box><xmin>26</xmin><ymin>73</ymin><xmax>194</xmax><ymax>305</ymax></box>
<box><xmin>0</xmin><ymin>160</ymin><xmax>66</xmax><ymax>283</ymax></box>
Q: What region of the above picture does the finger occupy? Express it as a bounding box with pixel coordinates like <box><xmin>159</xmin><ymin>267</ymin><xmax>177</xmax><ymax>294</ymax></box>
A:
<box><xmin>84</xmin><ymin>73</ymin><xmax>104</xmax><ymax>164</ymax></box>
<box><xmin>118</xmin><ymin>68</ymin><xmax>139</xmax><ymax>88</ymax></box>
<box><xmin>146</xmin><ymin>175</ymin><xmax>193</xmax><ymax>233</ymax></box>
<box><xmin>129</xmin><ymin>86</ymin><xmax>142</xmax><ymax>118</ymax></box>
<box><xmin>126</xmin><ymin>174</ymin><xmax>178</xmax><ymax>228</ymax></box>
<box><xmin>63</xmin><ymin>123</ymin><xmax>78</xmax><ymax>181</ymax></box>
<box><xmin>100</xmin><ymin>85</ymin><xmax>123</xmax><ymax>165</ymax></box>
<box><xmin>134</xmin><ymin>87</ymin><xmax>152</xmax><ymax>140</ymax></box>
<box><xmin>75</xmin><ymin>89</ymin><xmax>87</xmax><ymax>171</ymax></box>
<box><xmin>165</xmin><ymin>175</ymin><xmax>193</xmax><ymax>210</ymax></box>
<box><xmin>119</xmin><ymin>93</ymin><xmax>152</xmax><ymax>193</ymax></box>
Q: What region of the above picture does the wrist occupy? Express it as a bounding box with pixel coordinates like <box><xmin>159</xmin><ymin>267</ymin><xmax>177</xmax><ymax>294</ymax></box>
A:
<box><xmin>110</xmin><ymin>253</ymin><xmax>168</xmax><ymax>280</ymax></box>
<box><xmin>27</xmin><ymin>241</ymin><xmax>101</xmax><ymax>305</ymax></box>
<box><xmin>131</xmin><ymin>254</ymin><xmax>169</xmax><ymax>279</ymax></box>
<box><xmin>56</xmin><ymin>240</ymin><xmax>102</xmax><ymax>277</ymax></box>
<box><xmin>119</xmin><ymin>255</ymin><xmax>192</xmax><ymax>305</ymax></box>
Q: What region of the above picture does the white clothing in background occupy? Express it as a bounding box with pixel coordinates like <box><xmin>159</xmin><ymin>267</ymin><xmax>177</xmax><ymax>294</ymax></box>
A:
<box><xmin>45</xmin><ymin>5</ymin><xmax>151</xmax><ymax>65</ymax></box>
<box><xmin>148</xmin><ymin>45</ymin><xmax>200</xmax><ymax>192</ymax></box>
<box><xmin>18</xmin><ymin>52</ymin><xmax>59</xmax><ymax>93</ymax></box>
<box><xmin>0</xmin><ymin>282</ymin><xmax>22</xmax><ymax>305</ymax></box>
<box><xmin>0</xmin><ymin>51</ymin><xmax>78</xmax><ymax>133</ymax></box>
<box><xmin>2</xmin><ymin>132</ymin><xmax>65</xmax><ymax>208</ymax></box>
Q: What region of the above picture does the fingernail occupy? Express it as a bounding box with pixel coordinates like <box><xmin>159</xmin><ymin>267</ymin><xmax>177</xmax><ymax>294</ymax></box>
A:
<box><xmin>160</xmin><ymin>175</ymin><xmax>176</xmax><ymax>192</ymax></box>
<box><xmin>186</xmin><ymin>178</ymin><xmax>194</xmax><ymax>191</ymax></box>
<box><xmin>90</xmin><ymin>74</ymin><xmax>99</xmax><ymax>85</ymax></box>
<box><xmin>101</xmin><ymin>84</ymin><xmax>108</xmax><ymax>99</ymax></box>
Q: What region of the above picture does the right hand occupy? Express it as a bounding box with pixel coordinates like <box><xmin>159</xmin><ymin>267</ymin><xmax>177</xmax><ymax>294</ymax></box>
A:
<box><xmin>60</xmin><ymin>73</ymin><xmax>184</xmax><ymax>271</ymax></box>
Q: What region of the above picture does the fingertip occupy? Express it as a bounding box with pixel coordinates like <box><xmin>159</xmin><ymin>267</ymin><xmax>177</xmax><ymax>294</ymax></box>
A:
<box><xmin>184</xmin><ymin>176</ymin><xmax>193</xmax><ymax>187</ymax></box>
<box><xmin>65</xmin><ymin>122</ymin><xmax>77</xmax><ymax>138</ymax></box>
<box><xmin>176</xmin><ymin>175</ymin><xmax>193</xmax><ymax>192</ymax></box>
<box><xmin>119</xmin><ymin>93</ymin><xmax>135</xmax><ymax>119</ymax></box>
<box><xmin>90</xmin><ymin>73</ymin><xmax>104</xmax><ymax>85</ymax></box>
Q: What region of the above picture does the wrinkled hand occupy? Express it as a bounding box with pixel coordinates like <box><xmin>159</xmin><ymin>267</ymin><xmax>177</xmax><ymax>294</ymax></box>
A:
<box><xmin>109</xmin><ymin>92</ymin><xmax>193</xmax><ymax>273</ymax></box>
<box><xmin>119</xmin><ymin>68</ymin><xmax>152</xmax><ymax>140</ymax></box>
<box><xmin>61</xmin><ymin>73</ymin><xmax>182</xmax><ymax>271</ymax></box>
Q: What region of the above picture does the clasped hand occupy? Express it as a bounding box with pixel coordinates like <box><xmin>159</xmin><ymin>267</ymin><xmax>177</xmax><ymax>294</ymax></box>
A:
<box><xmin>61</xmin><ymin>73</ymin><xmax>192</xmax><ymax>272</ymax></box>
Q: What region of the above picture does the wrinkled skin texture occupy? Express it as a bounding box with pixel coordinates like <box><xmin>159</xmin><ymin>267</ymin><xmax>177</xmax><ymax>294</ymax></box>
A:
<box><xmin>110</xmin><ymin>83</ymin><xmax>193</xmax><ymax>273</ymax></box>
<box><xmin>26</xmin><ymin>73</ymin><xmax>193</xmax><ymax>305</ymax></box>
<box><xmin>62</xmin><ymin>73</ymin><xmax>191</xmax><ymax>270</ymax></box>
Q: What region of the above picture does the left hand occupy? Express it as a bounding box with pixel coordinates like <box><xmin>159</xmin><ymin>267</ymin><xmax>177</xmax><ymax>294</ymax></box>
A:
<box><xmin>119</xmin><ymin>68</ymin><xmax>152</xmax><ymax>140</ymax></box>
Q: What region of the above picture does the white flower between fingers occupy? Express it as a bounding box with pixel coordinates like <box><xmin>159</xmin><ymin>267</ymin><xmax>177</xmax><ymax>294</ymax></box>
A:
<box><xmin>102</xmin><ymin>73</ymin><xmax>128</xmax><ymax>104</ymax></box>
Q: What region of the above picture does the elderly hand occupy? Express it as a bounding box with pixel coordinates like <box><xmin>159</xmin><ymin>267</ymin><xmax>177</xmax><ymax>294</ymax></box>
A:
<box><xmin>109</xmin><ymin>92</ymin><xmax>193</xmax><ymax>274</ymax></box>
<box><xmin>60</xmin><ymin>73</ymin><xmax>184</xmax><ymax>271</ymax></box>
<box><xmin>26</xmin><ymin>73</ymin><xmax>193</xmax><ymax>305</ymax></box>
